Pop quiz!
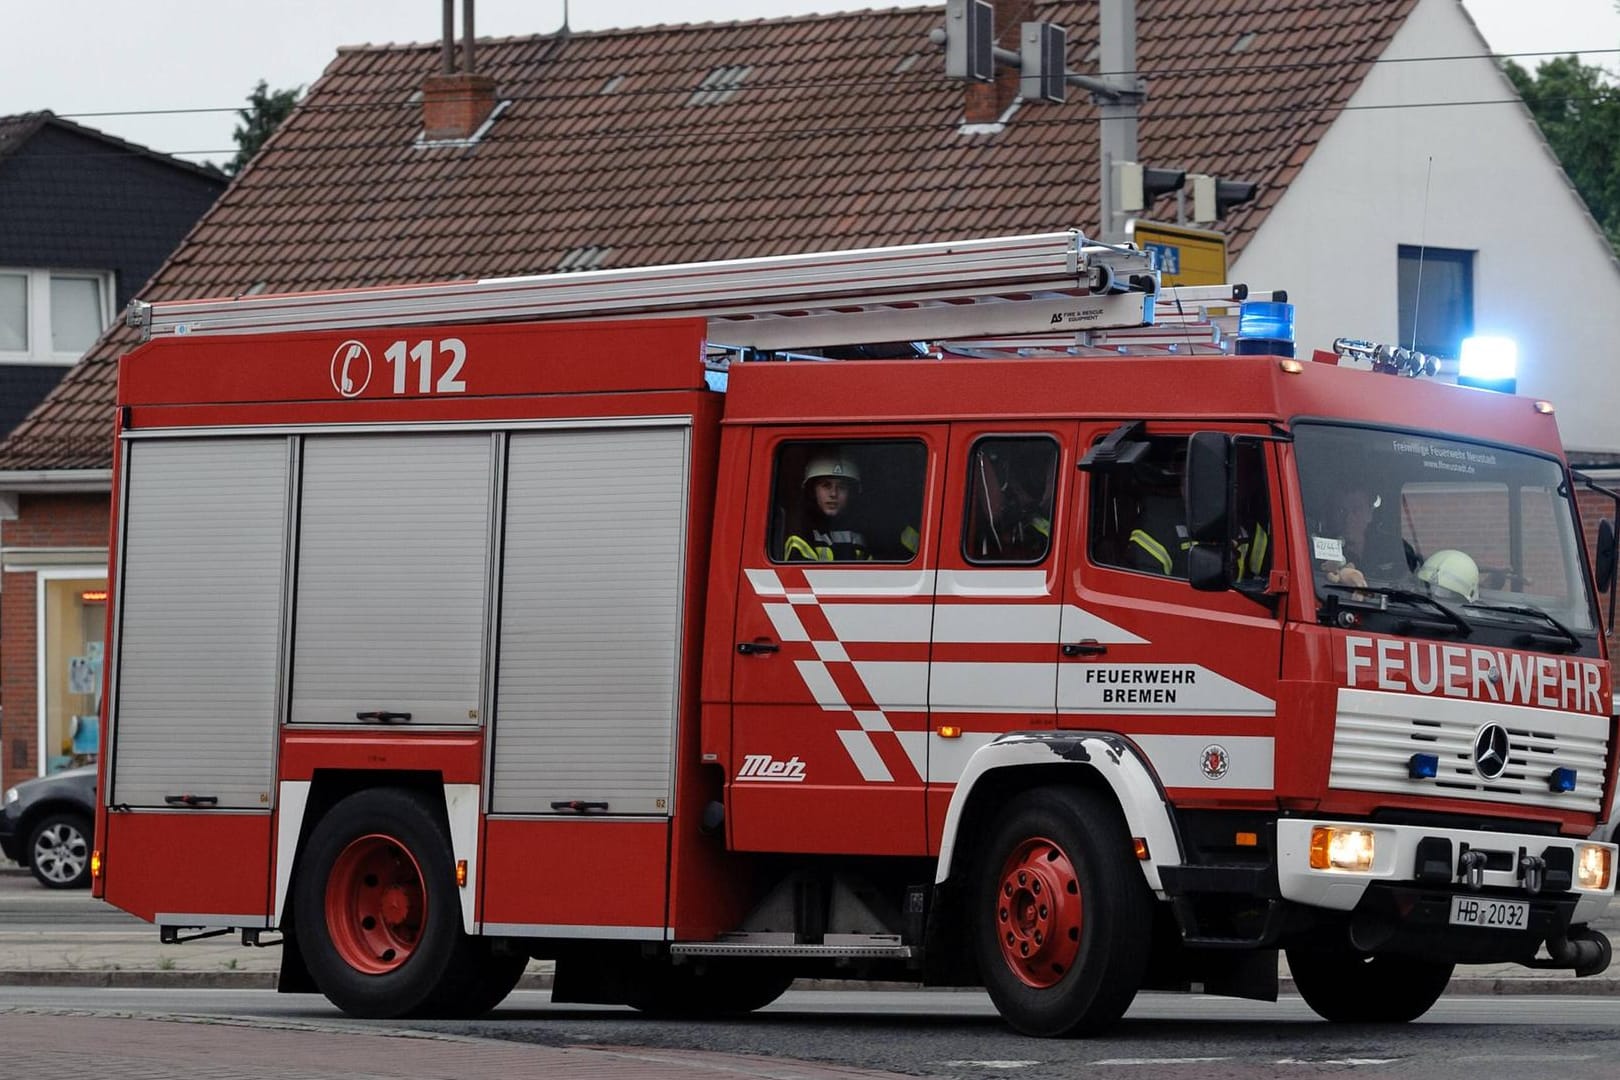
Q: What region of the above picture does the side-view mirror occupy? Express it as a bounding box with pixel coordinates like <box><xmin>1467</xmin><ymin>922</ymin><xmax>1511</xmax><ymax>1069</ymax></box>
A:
<box><xmin>1185</xmin><ymin>431</ymin><xmax>1233</xmax><ymax>543</ymax></box>
<box><xmin>1598</xmin><ymin>519</ymin><xmax>1617</xmax><ymax>595</ymax></box>
<box><xmin>1188</xmin><ymin>544</ymin><xmax>1232</xmax><ymax>592</ymax></box>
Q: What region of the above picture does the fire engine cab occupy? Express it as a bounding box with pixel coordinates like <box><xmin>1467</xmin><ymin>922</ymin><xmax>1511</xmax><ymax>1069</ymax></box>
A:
<box><xmin>95</xmin><ymin>232</ymin><xmax>1619</xmax><ymax>1035</ymax></box>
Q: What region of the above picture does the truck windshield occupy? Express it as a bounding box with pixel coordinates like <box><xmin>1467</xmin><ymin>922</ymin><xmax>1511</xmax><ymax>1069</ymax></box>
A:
<box><xmin>1293</xmin><ymin>422</ymin><xmax>1599</xmax><ymax>654</ymax></box>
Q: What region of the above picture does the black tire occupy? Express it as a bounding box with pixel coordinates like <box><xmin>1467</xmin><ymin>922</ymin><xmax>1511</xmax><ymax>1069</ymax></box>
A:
<box><xmin>28</xmin><ymin>811</ymin><xmax>92</xmax><ymax>889</ymax></box>
<box><xmin>974</xmin><ymin>786</ymin><xmax>1152</xmax><ymax>1037</ymax></box>
<box><xmin>1286</xmin><ymin>945</ymin><xmax>1453</xmax><ymax>1022</ymax></box>
<box><xmin>293</xmin><ymin>787</ymin><xmax>479</xmax><ymax>1018</ymax></box>
<box><xmin>431</xmin><ymin>939</ymin><xmax>529</xmax><ymax>1018</ymax></box>
<box><xmin>629</xmin><ymin>958</ymin><xmax>795</xmax><ymax>1018</ymax></box>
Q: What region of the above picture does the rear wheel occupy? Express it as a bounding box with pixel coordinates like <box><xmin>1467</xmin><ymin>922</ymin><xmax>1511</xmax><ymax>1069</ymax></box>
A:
<box><xmin>974</xmin><ymin>786</ymin><xmax>1151</xmax><ymax>1037</ymax></box>
<box><xmin>28</xmin><ymin>812</ymin><xmax>92</xmax><ymax>889</ymax></box>
<box><xmin>294</xmin><ymin>787</ymin><xmax>486</xmax><ymax>1018</ymax></box>
<box><xmin>1286</xmin><ymin>945</ymin><xmax>1453</xmax><ymax>1022</ymax></box>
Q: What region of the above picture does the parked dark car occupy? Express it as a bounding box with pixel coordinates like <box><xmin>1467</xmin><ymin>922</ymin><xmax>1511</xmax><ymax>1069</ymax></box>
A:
<box><xmin>1</xmin><ymin>765</ymin><xmax>96</xmax><ymax>888</ymax></box>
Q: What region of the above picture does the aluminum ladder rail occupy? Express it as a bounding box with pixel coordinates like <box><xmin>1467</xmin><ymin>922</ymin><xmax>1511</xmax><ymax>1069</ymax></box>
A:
<box><xmin>127</xmin><ymin>231</ymin><xmax>1160</xmax><ymax>351</ymax></box>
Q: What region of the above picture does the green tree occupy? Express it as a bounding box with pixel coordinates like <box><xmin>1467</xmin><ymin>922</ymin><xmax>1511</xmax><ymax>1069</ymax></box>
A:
<box><xmin>1504</xmin><ymin>55</ymin><xmax>1620</xmax><ymax>251</ymax></box>
<box><xmin>227</xmin><ymin>80</ymin><xmax>302</xmax><ymax>176</ymax></box>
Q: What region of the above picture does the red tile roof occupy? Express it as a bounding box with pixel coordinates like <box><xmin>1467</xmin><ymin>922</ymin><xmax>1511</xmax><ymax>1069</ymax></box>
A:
<box><xmin>0</xmin><ymin>0</ymin><xmax>1417</xmax><ymax>470</ymax></box>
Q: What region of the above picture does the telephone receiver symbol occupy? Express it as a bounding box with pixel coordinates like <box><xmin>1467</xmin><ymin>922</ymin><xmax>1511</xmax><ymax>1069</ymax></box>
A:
<box><xmin>339</xmin><ymin>343</ymin><xmax>362</xmax><ymax>394</ymax></box>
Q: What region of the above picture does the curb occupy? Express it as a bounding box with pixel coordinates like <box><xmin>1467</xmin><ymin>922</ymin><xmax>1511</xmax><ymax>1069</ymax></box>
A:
<box><xmin>2</xmin><ymin>969</ymin><xmax>1618</xmax><ymax>996</ymax></box>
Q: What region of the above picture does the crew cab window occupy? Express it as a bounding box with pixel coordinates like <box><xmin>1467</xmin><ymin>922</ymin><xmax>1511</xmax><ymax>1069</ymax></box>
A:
<box><xmin>1088</xmin><ymin>435</ymin><xmax>1270</xmax><ymax>581</ymax></box>
<box><xmin>963</xmin><ymin>436</ymin><xmax>1059</xmax><ymax>564</ymax></box>
<box><xmin>769</xmin><ymin>440</ymin><xmax>927</xmax><ymax>563</ymax></box>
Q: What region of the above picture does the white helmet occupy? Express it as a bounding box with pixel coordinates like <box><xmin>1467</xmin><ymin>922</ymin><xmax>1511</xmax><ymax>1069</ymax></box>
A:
<box><xmin>804</xmin><ymin>455</ymin><xmax>860</xmax><ymax>487</ymax></box>
<box><xmin>1418</xmin><ymin>549</ymin><xmax>1479</xmax><ymax>603</ymax></box>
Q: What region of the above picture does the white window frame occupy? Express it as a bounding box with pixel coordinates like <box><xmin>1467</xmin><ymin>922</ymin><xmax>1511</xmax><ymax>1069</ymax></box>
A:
<box><xmin>35</xmin><ymin>565</ymin><xmax>109</xmax><ymax>778</ymax></box>
<box><xmin>0</xmin><ymin>268</ymin><xmax>115</xmax><ymax>365</ymax></box>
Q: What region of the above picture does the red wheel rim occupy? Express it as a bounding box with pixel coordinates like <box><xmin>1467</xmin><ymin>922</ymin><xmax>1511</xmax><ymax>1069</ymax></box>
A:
<box><xmin>994</xmin><ymin>835</ymin><xmax>1083</xmax><ymax>988</ymax></box>
<box><xmin>324</xmin><ymin>834</ymin><xmax>426</xmax><ymax>974</ymax></box>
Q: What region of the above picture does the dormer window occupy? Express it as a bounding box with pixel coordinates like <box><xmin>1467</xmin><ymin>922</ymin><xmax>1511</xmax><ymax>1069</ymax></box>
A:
<box><xmin>0</xmin><ymin>268</ymin><xmax>112</xmax><ymax>363</ymax></box>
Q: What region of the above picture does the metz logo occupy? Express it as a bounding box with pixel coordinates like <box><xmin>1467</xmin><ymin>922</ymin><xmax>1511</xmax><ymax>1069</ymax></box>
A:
<box><xmin>737</xmin><ymin>754</ymin><xmax>807</xmax><ymax>783</ymax></box>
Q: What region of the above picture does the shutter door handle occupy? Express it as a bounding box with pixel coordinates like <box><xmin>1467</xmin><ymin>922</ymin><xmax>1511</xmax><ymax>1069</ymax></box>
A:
<box><xmin>356</xmin><ymin>710</ymin><xmax>413</xmax><ymax>724</ymax></box>
<box><xmin>1062</xmin><ymin>640</ymin><xmax>1108</xmax><ymax>658</ymax></box>
<box><xmin>551</xmin><ymin>800</ymin><xmax>610</xmax><ymax>814</ymax></box>
<box><xmin>736</xmin><ymin>640</ymin><xmax>780</xmax><ymax>655</ymax></box>
<box><xmin>164</xmin><ymin>793</ymin><xmax>219</xmax><ymax>808</ymax></box>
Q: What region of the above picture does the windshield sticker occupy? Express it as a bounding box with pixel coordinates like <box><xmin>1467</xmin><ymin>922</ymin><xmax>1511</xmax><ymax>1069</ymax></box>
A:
<box><xmin>1313</xmin><ymin>536</ymin><xmax>1345</xmax><ymax>561</ymax></box>
<box><xmin>1390</xmin><ymin>438</ymin><xmax>1500</xmax><ymax>476</ymax></box>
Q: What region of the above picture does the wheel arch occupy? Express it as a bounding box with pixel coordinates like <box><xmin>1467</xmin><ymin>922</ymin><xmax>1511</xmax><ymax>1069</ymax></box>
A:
<box><xmin>935</xmin><ymin>733</ymin><xmax>1182</xmax><ymax>895</ymax></box>
<box><xmin>274</xmin><ymin>770</ymin><xmax>480</xmax><ymax>935</ymax></box>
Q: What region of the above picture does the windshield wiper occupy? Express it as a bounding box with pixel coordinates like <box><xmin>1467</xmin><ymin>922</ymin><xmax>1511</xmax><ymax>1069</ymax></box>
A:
<box><xmin>1466</xmin><ymin>601</ymin><xmax>1584</xmax><ymax>652</ymax></box>
<box><xmin>1321</xmin><ymin>583</ymin><xmax>1473</xmax><ymax>637</ymax></box>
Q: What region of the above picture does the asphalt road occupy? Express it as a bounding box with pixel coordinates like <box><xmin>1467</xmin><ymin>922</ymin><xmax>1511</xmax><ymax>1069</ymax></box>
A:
<box><xmin>0</xmin><ymin>867</ymin><xmax>141</xmax><ymax>931</ymax></box>
<box><xmin>6</xmin><ymin>986</ymin><xmax>1620</xmax><ymax>1079</ymax></box>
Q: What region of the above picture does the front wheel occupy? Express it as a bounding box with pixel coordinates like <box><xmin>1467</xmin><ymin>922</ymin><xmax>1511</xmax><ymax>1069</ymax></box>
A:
<box><xmin>974</xmin><ymin>786</ymin><xmax>1151</xmax><ymax>1037</ymax></box>
<box><xmin>28</xmin><ymin>812</ymin><xmax>92</xmax><ymax>889</ymax></box>
<box><xmin>1286</xmin><ymin>945</ymin><xmax>1453</xmax><ymax>1022</ymax></box>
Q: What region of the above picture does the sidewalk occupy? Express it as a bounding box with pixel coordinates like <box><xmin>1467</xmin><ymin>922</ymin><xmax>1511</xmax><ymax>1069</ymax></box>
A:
<box><xmin>3</xmin><ymin>863</ymin><xmax>1617</xmax><ymax>995</ymax></box>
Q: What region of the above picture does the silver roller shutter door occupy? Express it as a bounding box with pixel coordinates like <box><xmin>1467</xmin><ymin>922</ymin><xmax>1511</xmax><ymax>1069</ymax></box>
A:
<box><xmin>291</xmin><ymin>434</ymin><xmax>491</xmax><ymax>727</ymax></box>
<box><xmin>112</xmin><ymin>438</ymin><xmax>288</xmax><ymax>809</ymax></box>
<box><xmin>492</xmin><ymin>426</ymin><xmax>688</xmax><ymax>815</ymax></box>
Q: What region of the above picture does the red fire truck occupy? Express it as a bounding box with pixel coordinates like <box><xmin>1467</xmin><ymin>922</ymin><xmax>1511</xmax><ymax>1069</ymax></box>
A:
<box><xmin>94</xmin><ymin>232</ymin><xmax>1618</xmax><ymax>1036</ymax></box>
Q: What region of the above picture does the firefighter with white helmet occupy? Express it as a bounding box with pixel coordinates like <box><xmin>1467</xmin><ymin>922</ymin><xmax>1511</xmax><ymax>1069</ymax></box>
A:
<box><xmin>1417</xmin><ymin>548</ymin><xmax>1480</xmax><ymax>603</ymax></box>
<box><xmin>784</xmin><ymin>453</ymin><xmax>868</xmax><ymax>561</ymax></box>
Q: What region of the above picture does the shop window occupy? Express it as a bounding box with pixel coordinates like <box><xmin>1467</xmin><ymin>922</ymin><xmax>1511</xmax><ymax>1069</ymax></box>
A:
<box><xmin>770</xmin><ymin>440</ymin><xmax>927</xmax><ymax>563</ymax></box>
<box><xmin>963</xmin><ymin>436</ymin><xmax>1059</xmax><ymax>564</ymax></box>
<box><xmin>41</xmin><ymin>578</ymin><xmax>107</xmax><ymax>774</ymax></box>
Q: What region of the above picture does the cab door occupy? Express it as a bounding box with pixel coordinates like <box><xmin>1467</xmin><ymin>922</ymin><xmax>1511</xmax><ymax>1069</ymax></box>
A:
<box><xmin>925</xmin><ymin>423</ymin><xmax>1076</xmax><ymax>849</ymax></box>
<box><xmin>729</xmin><ymin>426</ymin><xmax>945</xmax><ymax>855</ymax></box>
<box><xmin>1060</xmin><ymin>421</ymin><xmax>1286</xmax><ymax>804</ymax></box>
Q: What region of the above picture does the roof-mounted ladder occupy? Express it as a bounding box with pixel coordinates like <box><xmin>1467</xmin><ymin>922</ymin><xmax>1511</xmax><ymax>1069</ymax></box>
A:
<box><xmin>127</xmin><ymin>231</ymin><xmax>1161</xmax><ymax>351</ymax></box>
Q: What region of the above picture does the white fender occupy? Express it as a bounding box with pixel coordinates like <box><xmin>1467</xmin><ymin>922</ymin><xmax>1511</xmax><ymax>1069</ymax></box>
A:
<box><xmin>274</xmin><ymin>781</ymin><xmax>481</xmax><ymax>934</ymax></box>
<box><xmin>934</xmin><ymin>732</ymin><xmax>1181</xmax><ymax>894</ymax></box>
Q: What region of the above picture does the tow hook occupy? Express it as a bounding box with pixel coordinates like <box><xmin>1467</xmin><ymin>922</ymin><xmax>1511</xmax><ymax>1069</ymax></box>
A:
<box><xmin>1459</xmin><ymin>849</ymin><xmax>1488</xmax><ymax>889</ymax></box>
<box><xmin>1518</xmin><ymin>854</ymin><xmax>1546</xmax><ymax>895</ymax></box>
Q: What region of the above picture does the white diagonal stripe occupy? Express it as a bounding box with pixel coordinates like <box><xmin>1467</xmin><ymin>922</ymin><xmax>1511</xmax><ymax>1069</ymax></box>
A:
<box><xmin>850</xmin><ymin>660</ymin><xmax>930</xmax><ymax>711</ymax></box>
<box><xmin>837</xmin><ymin>729</ymin><xmax>894</xmax><ymax>782</ymax></box>
<box><xmin>814</xmin><ymin>639</ymin><xmax>850</xmax><ymax>662</ymax></box>
<box><xmin>803</xmin><ymin>569</ymin><xmax>935</xmax><ymax>596</ymax></box>
<box><xmin>763</xmin><ymin>603</ymin><xmax>809</xmax><ymax>641</ymax></box>
<box><xmin>853</xmin><ymin>709</ymin><xmax>891</xmax><ymax>732</ymax></box>
<box><xmin>795</xmin><ymin>659</ymin><xmax>848</xmax><ymax>709</ymax></box>
<box><xmin>745</xmin><ymin>568</ymin><xmax>784</xmax><ymax>596</ymax></box>
<box><xmin>822</xmin><ymin>603</ymin><xmax>934</xmax><ymax>643</ymax></box>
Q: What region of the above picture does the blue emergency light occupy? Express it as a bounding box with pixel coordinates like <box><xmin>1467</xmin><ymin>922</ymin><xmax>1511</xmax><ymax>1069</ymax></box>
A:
<box><xmin>1548</xmin><ymin>767</ymin><xmax>1577</xmax><ymax>793</ymax></box>
<box><xmin>1408</xmin><ymin>753</ymin><xmax>1439</xmax><ymax>780</ymax></box>
<box><xmin>1235</xmin><ymin>300</ymin><xmax>1295</xmax><ymax>357</ymax></box>
<box><xmin>1458</xmin><ymin>335</ymin><xmax>1518</xmax><ymax>393</ymax></box>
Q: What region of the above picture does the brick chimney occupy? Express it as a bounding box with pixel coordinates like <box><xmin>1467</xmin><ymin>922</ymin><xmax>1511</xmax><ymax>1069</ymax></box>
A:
<box><xmin>964</xmin><ymin>1</ymin><xmax>1031</xmax><ymax>124</ymax></box>
<box><xmin>422</xmin><ymin>72</ymin><xmax>497</xmax><ymax>141</ymax></box>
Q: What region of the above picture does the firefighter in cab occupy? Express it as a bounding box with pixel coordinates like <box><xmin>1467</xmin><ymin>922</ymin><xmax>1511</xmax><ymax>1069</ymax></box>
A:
<box><xmin>784</xmin><ymin>454</ymin><xmax>868</xmax><ymax>561</ymax></box>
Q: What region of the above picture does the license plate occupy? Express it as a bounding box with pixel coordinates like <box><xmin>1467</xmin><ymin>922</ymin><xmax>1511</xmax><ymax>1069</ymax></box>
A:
<box><xmin>1448</xmin><ymin>895</ymin><xmax>1529</xmax><ymax>929</ymax></box>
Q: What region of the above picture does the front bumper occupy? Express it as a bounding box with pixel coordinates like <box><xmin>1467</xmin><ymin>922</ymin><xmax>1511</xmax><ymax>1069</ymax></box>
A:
<box><xmin>1277</xmin><ymin>818</ymin><xmax>1616</xmax><ymax>926</ymax></box>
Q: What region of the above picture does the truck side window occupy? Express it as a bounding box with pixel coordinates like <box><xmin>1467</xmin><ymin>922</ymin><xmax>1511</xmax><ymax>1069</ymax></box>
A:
<box><xmin>771</xmin><ymin>440</ymin><xmax>927</xmax><ymax>563</ymax></box>
<box><xmin>1232</xmin><ymin>440</ymin><xmax>1272</xmax><ymax>581</ymax></box>
<box><xmin>963</xmin><ymin>436</ymin><xmax>1059</xmax><ymax>564</ymax></box>
<box><xmin>1089</xmin><ymin>437</ymin><xmax>1190</xmax><ymax>578</ymax></box>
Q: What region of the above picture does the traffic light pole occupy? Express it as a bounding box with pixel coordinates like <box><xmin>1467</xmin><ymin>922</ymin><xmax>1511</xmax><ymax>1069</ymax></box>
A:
<box><xmin>1098</xmin><ymin>0</ymin><xmax>1141</xmax><ymax>244</ymax></box>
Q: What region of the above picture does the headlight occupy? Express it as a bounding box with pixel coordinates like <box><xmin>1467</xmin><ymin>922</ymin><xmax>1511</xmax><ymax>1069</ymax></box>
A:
<box><xmin>3</xmin><ymin>787</ymin><xmax>17</xmax><ymax>806</ymax></box>
<box><xmin>1577</xmin><ymin>844</ymin><xmax>1613</xmax><ymax>891</ymax></box>
<box><xmin>1309</xmin><ymin>826</ymin><xmax>1376</xmax><ymax>871</ymax></box>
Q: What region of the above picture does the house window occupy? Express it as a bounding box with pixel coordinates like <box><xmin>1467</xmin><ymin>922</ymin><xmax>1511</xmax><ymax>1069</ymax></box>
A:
<box><xmin>0</xmin><ymin>268</ymin><xmax>113</xmax><ymax>363</ymax></box>
<box><xmin>1397</xmin><ymin>246</ymin><xmax>1473</xmax><ymax>359</ymax></box>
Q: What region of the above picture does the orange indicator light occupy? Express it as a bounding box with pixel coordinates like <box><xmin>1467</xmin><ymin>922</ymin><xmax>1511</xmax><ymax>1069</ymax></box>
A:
<box><xmin>456</xmin><ymin>859</ymin><xmax>468</xmax><ymax>888</ymax></box>
<box><xmin>936</xmin><ymin>725</ymin><xmax>963</xmax><ymax>739</ymax></box>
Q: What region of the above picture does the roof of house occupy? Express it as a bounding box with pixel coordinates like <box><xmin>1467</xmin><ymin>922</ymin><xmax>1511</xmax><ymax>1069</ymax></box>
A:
<box><xmin>0</xmin><ymin>0</ymin><xmax>1418</xmax><ymax>471</ymax></box>
<box><xmin>0</xmin><ymin>110</ymin><xmax>225</xmax><ymax>182</ymax></box>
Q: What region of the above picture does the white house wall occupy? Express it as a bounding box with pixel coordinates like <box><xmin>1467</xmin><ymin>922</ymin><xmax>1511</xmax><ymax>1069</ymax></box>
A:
<box><xmin>1231</xmin><ymin>0</ymin><xmax>1620</xmax><ymax>454</ymax></box>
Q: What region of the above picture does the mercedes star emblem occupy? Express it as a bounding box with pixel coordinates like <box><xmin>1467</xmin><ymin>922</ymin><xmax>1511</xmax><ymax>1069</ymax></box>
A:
<box><xmin>1472</xmin><ymin>723</ymin><xmax>1511</xmax><ymax>781</ymax></box>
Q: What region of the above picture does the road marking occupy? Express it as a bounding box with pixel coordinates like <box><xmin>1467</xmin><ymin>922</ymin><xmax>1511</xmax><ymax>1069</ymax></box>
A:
<box><xmin>1275</xmin><ymin>1059</ymin><xmax>1401</xmax><ymax>1066</ymax></box>
<box><xmin>1092</xmin><ymin>1058</ymin><xmax>1233</xmax><ymax>1066</ymax></box>
<box><xmin>936</xmin><ymin>1062</ymin><xmax>1043</xmax><ymax>1070</ymax></box>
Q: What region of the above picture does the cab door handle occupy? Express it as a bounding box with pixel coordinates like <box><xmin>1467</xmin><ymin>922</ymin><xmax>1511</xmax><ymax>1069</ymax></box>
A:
<box><xmin>737</xmin><ymin>640</ymin><xmax>780</xmax><ymax>655</ymax></box>
<box><xmin>1062</xmin><ymin>640</ymin><xmax>1108</xmax><ymax>658</ymax></box>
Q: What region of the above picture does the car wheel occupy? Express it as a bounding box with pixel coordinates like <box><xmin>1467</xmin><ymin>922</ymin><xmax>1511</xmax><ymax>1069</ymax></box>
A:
<box><xmin>29</xmin><ymin>811</ymin><xmax>92</xmax><ymax>889</ymax></box>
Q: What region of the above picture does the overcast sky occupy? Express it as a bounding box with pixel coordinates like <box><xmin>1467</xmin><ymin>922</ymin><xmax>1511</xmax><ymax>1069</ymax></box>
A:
<box><xmin>4</xmin><ymin>0</ymin><xmax>1617</xmax><ymax>167</ymax></box>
